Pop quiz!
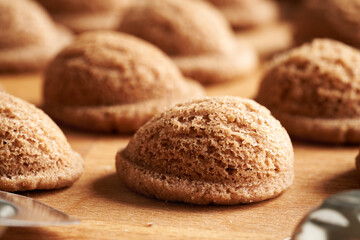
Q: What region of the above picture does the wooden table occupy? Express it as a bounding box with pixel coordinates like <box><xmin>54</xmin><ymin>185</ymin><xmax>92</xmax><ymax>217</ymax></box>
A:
<box><xmin>0</xmin><ymin>27</ymin><xmax>359</xmax><ymax>240</ymax></box>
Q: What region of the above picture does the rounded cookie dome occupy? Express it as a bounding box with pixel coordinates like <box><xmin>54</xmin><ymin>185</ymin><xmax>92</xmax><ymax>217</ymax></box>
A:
<box><xmin>257</xmin><ymin>39</ymin><xmax>360</xmax><ymax>143</ymax></box>
<box><xmin>296</xmin><ymin>0</ymin><xmax>360</xmax><ymax>48</ymax></box>
<box><xmin>119</xmin><ymin>0</ymin><xmax>235</xmax><ymax>56</ymax></box>
<box><xmin>43</xmin><ymin>31</ymin><xmax>204</xmax><ymax>133</ymax></box>
<box><xmin>37</xmin><ymin>0</ymin><xmax>129</xmax><ymax>33</ymax></box>
<box><xmin>0</xmin><ymin>0</ymin><xmax>72</xmax><ymax>72</ymax></box>
<box><xmin>118</xmin><ymin>0</ymin><xmax>258</xmax><ymax>84</ymax></box>
<box><xmin>206</xmin><ymin>0</ymin><xmax>280</xmax><ymax>29</ymax></box>
<box><xmin>116</xmin><ymin>96</ymin><xmax>294</xmax><ymax>205</ymax></box>
<box><xmin>0</xmin><ymin>91</ymin><xmax>83</xmax><ymax>191</ymax></box>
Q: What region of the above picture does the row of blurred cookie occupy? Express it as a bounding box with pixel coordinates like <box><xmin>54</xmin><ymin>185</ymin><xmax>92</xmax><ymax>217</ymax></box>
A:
<box><xmin>0</xmin><ymin>0</ymin><xmax>280</xmax><ymax>83</ymax></box>
<box><xmin>2</xmin><ymin>35</ymin><xmax>360</xmax><ymax>205</ymax></box>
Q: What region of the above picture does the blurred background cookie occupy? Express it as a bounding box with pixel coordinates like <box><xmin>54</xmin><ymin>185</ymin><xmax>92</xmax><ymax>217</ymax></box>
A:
<box><xmin>295</xmin><ymin>0</ymin><xmax>360</xmax><ymax>48</ymax></box>
<box><xmin>0</xmin><ymin>91</ymin><xmax>83</xmax><ymax>191</ymax></box>
<box><xmin>204</xmin><ymin>0</ymin><xmax>294</xmax><ymax>58</ymax></box>
<box><xmin>118</xmin><ymin>0</ymin><xmax>258</xmax><ymax>84</ymax></box>
<box><xmin>116</xmin><ymin>96</ymin><xmax>294</xmax><ymax>205</ymax></box>
<box><xmin>0</xmin><ymin>0</ymin><xmax>73</xmax><ymax>73</ymax></box>
<box><xmin>43</xmin><ymin>31</ymin><xmax>205</xmax><ymax>133</ymax></box>
<box><xmin>256</xmin><ymin>39</ymin><xmax>360</xmax><ymax>144</ymax></box>
<box><xmin>37</xmin><ymin>0</ymin><xmax>131</xmax><ymax>33</ymax></box>
<box><xmin>205</xmin><ymin>0</ymin><xmax>280</xmax><ymax>30</ymax></box>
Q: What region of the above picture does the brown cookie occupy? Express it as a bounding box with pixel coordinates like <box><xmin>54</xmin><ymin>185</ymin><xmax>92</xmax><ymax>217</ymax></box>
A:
<box><xmin>356</xmin><ymin>151</ymin><xmax>360</xmax><ymax>175</ymax></box>
<box><xmin>116</xmin><ymin>96</ymin><xmax>294</xmax><ymax>205</ymax></box>
<box><xmin>295</xmin><ymin>0</ymin><xmax>360</xmax><ymax>48</ymax></box>
<box><xmin>37</xmin><ymin>0</ymin><xmax>130</xmax><ymax>33</ymax></box>
<box><xmin>0</xmin><ymin>91</ymin><xmax>83</xmax><ymax>191</ymax></box>
<box><xmin>0</xmin><ymin>0</ymin><xmax>73</xmax><ymax>73</ymax></box>
<box><xmin>43</xmin><ymin>31</ymin><xmax>205</xmax><ymax>133</ymax></box>
<box><xmin>118</xmin><ymin>0</ymin><xmax>258</xmax><ymax>84</ymax></box>
<box><xmin>206</xmin><ymin>0</ymin><xmax>280</xmax><ymax>30</ymax></box>
<box><xmin>256</xmin><ymin>39</ymin><xmax>360</xmax><ymax>144</ymax></box>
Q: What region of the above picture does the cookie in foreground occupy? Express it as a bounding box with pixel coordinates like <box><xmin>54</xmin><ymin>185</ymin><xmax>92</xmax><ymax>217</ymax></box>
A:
<box><xmin>256</xmin><ymin>39</ymin><xmax>360</xmax><ymax>144</ymax></box>
<box><xmin>43</xmin><ymin>31</ymin><xmax>205</xmax><ymax>133</ymax></box>
<box><xmin>118</xmin><ymin>0</ymin><xmax>258</xmax><ymax>84</ymax></box>
<box><xmin>116</xmin><ymin>96</ymin><xmax>294</xmax><ymax>205</ymax></box>
<box><xmin>0</xmin><ymin>0</ymin><xmax>72</xmax><ymax>73</ymax></box>
<box><xmin>0</xmin><ymin>91</ymin><xmax>83</xmax><ymax>191</ymax></box>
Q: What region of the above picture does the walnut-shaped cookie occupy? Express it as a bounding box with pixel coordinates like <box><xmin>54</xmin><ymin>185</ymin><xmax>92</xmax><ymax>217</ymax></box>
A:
<box><xmin>206</xmin><ymin>0</ymin><xmax>280</xmax><ymax>30</ymax></box>
<box><xmin>256</xmin><ymin>39</ymin><xmax>360</xmax><ymax>144</ymax></box>
<box><xmin>0</xmin><ymin>91</ymin><xmax>83</xmax><ymax>191</ymax></box>
<box><xmin>118</xmin><ymin>0</ymin><xmax>258</xmax><ymax>84</ymax></box>
<box><xmin>296</xmin><ymin>0</ymin><xmax>360</xmax><ymax>48</ymax></box>
<box><xmin>37</xmin><ymin>0</ymin><xmax>130</xmax><ymax>33</ymax></box>
<box><xmin>116</xmin><ymin>96</ymin><xmax>294</xmax><ymax>205</ymax></box>
<box><xmin>43</xmin><ymin>31</ymin><xmax>205</xmax><ymax>133</ymax></box>
<box><xmin>0</xmin><ymin>0</ymin><xmax>72</xmax><ymax>72</ymax></box>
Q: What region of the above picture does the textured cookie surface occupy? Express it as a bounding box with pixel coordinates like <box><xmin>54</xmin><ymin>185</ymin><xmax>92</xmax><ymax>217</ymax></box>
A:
<box><xmin>206</xmin><ymin>0</ymin><xmax>280</xmax><ymax>29</ymax></box>
<box><xmin>0</xmin><ymin>91</ymin><xmax>83</xmax><ymax>191</ymax></box>
<box><xmin>296</xmin><ymin>0</ymin><xmax>360</xmax><ymax>48</ymax></box>
<box><xmin>37</xmin><ymin>0</ymin><xmax>129</xmax><ymax>33</ymax></box>
<box><xmin>256</xmin><ymin>39</ymin><xmax>360</xmax><ymax>143</ymax></box>
<box><xmin>0</xmin><ymin>0</ymin><xmax>72</xmax><ymax>72</ymax></box>
<box><xmin>116</xmin><ymin>96</ymin><xmax>294</xmax><ymax>205</ymax></box>
<box><xmin>44</xmin><ymin>31</ymin><xmax>204</xmax><ymax>133</ymax></box>
<box><xmin>118</xmin><ymin>0</ymin><xmax>257</xmax><ymax>84</ymax></box>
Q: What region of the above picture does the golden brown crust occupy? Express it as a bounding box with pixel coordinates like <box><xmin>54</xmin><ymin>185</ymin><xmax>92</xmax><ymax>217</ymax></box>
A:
<box><xmin>116</xmin><ymin>96</ymin><xmax>294</xmax><ymax>205</ymax></box>
<box><xmin>43</xmin><ymin>31</ymin><xmax>205</xmax><ymax>133</ymax></box>
<box><xmin>0</xmin><ymin>0</ymin><xmax>73</xmax><ymax>72</ymax></box>
<box><xmin>206</xmin><ymin>0</ymin><xmax>280</xmax><ymax>30</ymax></box>
<box><xmin>295</xmin><ymin>0</ymin><xmax>360</xmax><ymax>48</ymax></box>
<box><xmin>118</xmin><ymin>0</ymin><xmax>258</xmax><ymax>84</ymax></box>
<box><xmin>256</xmin><ymin>39</ymin><xmax>360</xmax><ymax>143</ymax></box>
<box><xmin>0</xmin><ymin>91</ymin><xmax>83</xmax><ymax>191</ymax></box>
<box><xmin>37</xmin><ymin>0</ymin><xmax>130</xmax><ymax>33</ymax></box>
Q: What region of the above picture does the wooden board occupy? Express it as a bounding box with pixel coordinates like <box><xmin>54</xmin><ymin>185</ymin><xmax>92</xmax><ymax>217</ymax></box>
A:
<box><xmin>1</xmin><ymin>70</ymin><xmax>359</xmax><ymax>240</ymax></box>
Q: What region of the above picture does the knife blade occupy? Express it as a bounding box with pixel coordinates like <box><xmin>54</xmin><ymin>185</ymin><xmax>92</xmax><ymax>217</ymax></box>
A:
<box><xmin>0</xmin><ymin>190</ymin><xmax>79</xmax><ymax>227</ymax></box>
<box><xmin>292</xmin><ymin>190</ymin><xmax>360</xmax><ymax>240</ymax></box>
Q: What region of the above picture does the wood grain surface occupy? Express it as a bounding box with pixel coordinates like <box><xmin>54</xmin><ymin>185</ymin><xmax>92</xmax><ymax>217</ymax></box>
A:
<box><xmin>1</xmin><ymin>27</ymin><xmax>359</xmax><ymax>240</ymax></box>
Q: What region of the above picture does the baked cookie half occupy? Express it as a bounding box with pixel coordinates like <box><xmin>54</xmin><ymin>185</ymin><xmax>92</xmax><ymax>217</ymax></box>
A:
<box><xmin>37</xmin><ymin>0</ymin><xmax>130</xmax><ymax>33</ymax></box>
<box><xmin>118</xmin><ymin>0</ymin><xmax>258</xmax><ymax>84</ymax></box>
<box><xmin>256</xmin><ymin>39</ymin><xmax>360</xmax><ymax>144</ymax></box>
<box><xmin>0</xmin><ymin>0</ymin><xmax>72</xmax><ymax>72</ymax></box>
<box><xmin>295</xmin><ymin>0</ymin><xmax>360</xmax><ymax>48</ymax></box>
<box><xmin>43</xmin><ymin>31</ymin><xmax>205</xmax><ymax>133</ymax></box>
<box><xmin>0</xmin><ymin>91</ymin><xmax>83</xmax><ymax>191</ymax></box>
<box><xmin>205</xmin><ymin>0</ymin><xmax>280</xmax><ymax>30</ymax></box>
<box><xmin>116</xmin><ymin>96</ymin><xmax>294</xmax><ymax>205</ymax></box>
